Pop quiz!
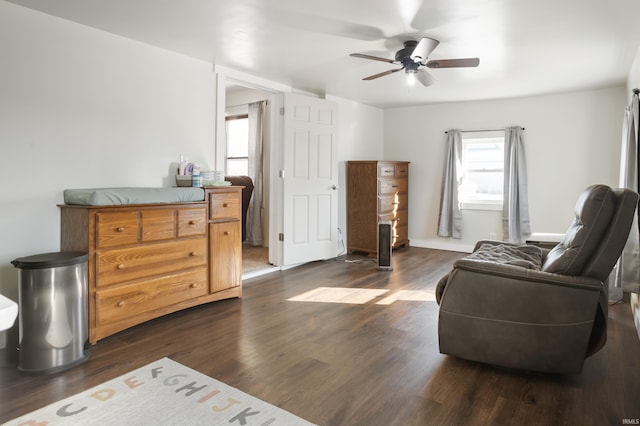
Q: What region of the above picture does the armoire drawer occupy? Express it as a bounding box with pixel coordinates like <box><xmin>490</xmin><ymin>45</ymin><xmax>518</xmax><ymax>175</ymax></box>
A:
<box><xmin>395</xmin><ymin>164</ymin><xmax>409</xmax><ymax>177</ymax></box>
<box><xmin>393</xmin><ymin>223</ymin><xmax>408</xmax><ymax>246</ymax></box>
<box><xmin>378</xmin><ymin>164</ymin><xmax>396</xmax><ymax>177</ymax></box>
<box><xmin>96</xmin><ymin>268</ymin><xmax>208</xmax><ymax>325</ymax></box>
<box><xmin>378</xmin><ymin>195</ymin><xmax>408</xmax><ymax>214</ymax></box>
<box><xmin>96</xmin><ymin>238</ymin><xmax>207</xmax><ymax>287</ymax></box>
<box><xmin>379</xmin><ymin>178</ymin><xmax>408</xmax><ymax>195</ymax></box>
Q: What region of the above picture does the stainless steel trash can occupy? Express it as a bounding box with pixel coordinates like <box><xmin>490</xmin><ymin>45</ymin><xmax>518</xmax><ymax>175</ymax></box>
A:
<box><xmin>11</xmin><ymin>251</ymin><xmax>90</xmax><ymax>374</ymax></box>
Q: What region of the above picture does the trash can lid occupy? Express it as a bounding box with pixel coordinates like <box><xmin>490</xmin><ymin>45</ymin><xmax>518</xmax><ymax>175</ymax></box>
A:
<box><xmin>11</xmin><ymin>251</ymin><xmax>88</xmax><ymax>269</ymax></box>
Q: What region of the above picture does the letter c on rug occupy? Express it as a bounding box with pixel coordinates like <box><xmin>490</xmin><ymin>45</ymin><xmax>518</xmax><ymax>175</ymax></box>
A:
<box><xmin>56</xmin><ymin>403</ymin><xmax>87</xmax><ymax>417</ymax></box>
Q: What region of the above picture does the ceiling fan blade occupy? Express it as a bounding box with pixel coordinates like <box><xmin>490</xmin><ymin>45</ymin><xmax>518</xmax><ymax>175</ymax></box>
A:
<box><xmin>415</xmin><ymin>69</ymin><xmax>434</xmax><ymax>86</ymax></box>
<box><xmin>350</xmin><ymin>53</ymin><xmax>396</xmax><ymax>64</ymax></box>
<box><xmin>426</xmin><ymin>58</ymin><xmax>480</xmax><ymax>68</ymax></box>
<box><xmin>362</xmin><ymin>67</ymin><xmax>404</xmax><ymax>80</ymax></box>
<box><xmin>410</xmin><ymin>37</ymin><xmax>440</xmax><ymax>64</ymax></box>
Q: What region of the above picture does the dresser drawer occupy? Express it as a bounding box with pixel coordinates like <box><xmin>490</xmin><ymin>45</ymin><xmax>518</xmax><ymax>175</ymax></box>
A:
<box><xmin>96</xmin><ymin>212</ymin><xmax>139</xmax><ymax>248</ymax></box>
<box><xmin>377</xmin><ymin>215</ymin><xmax>408</xmax><ymax>245</ymax></box>
<box><xmin>379</xmin><ymin>196</ymin><xmax>395</xmax><ymax>214</ymax></box>
<box><xmin>96</xmin><ymin>238</ymin><xmax>207</xmax><ymax>287</ymax></box>
<box><xmin>393</xmin><ymin>223</ymin><xmax>408</xmax><ymax>246</ymax></box>
<box><xmin>141</xmin><ymin>209</ymin><xmax>175</xmax><ymax>242</ymax></box>
<box><xmin>178</xmin><ymin>208</ymin><xmax>207</xmax><ymax>237</ymax></box>
<box><xmin>96</xmin><ymin>268</ymin><xmax>208</xmax><ymax>325</ymax></box>
<box><xmin>209</xmin><ymin>192</ymin><xmax>241</xmax><ymax>221</ymax></box>
<box><xmin>378</xmin><ymin>164</ymin><xmax>396</xmax><ymax>177</ymax></box>
<box><xmin>379</xmin><ymin>178</ymin><xmax>408</xmax><ymax>195</ymax></box>
<box><xmin>378</xmin><ymin>194</ymin><xmax>408</xmax><ymax>214</ymax></box>
<box><xmin>395</xmin><ymin>163</ymin><xmax>409</xmax><ymax>177</ymax></box>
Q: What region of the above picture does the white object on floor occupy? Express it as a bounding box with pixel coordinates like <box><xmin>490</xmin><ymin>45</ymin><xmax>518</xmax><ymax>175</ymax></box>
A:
<box><xmin>528</xmin><ymin>232</ymin><xmax>565</xmax><ymax>243</ymax></box>
<box><xmin>0</xmin><ymin>294</ymin><xmax>18</xmax><ymax>331</ymax></box>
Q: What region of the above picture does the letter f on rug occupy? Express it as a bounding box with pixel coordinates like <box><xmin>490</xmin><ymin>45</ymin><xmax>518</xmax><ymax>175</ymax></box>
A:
<box><xmin>4</xmin><ymin>358</ymin><xmax>315</xmax><ymax>425</ymax></box>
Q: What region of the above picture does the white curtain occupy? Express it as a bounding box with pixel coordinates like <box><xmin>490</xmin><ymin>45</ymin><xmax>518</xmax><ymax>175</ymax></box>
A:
<box><xmin>614</xmin><ymin>92</ymin><xmax>640</xmax><ymax>295</ymax></box>
<box><xmin>502</xmin><ymin>126</ymin><xmax>531</xmax><ymax>243</ymax></box>
<box><xmin>246</xmin><ymin>100</ymin><xmax>265</xmax><ymax>246</ymax></box>
<box><xmin>437</xmin><ymin>130</ymin><xmax>463</xmax><ymax>238</ymax></box>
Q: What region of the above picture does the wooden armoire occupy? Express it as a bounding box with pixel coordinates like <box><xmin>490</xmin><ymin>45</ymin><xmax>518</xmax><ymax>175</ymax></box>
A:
<box><xmin>346</xmin><ymin>161</ymin><xmax>409</xmax><ymax>256</ymax></box>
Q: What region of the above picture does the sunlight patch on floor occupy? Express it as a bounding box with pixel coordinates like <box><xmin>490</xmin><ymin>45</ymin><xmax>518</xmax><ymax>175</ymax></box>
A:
<box><xmin>287</xmin><ymin>287</ymin><xmax>436</xmax><ymax>305</ymax></box>
<box><xmin>375</xmin><ymin>290</ymin><xmax>436</xmax><ymax>305</ymax></box>
<box><xmin>287</xmin><ymin>287</ymin><xmax>389</xmax><ymax>304</ymax></box>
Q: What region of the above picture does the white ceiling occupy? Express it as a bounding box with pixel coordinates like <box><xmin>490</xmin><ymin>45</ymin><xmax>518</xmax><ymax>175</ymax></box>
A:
<box><xmin>8</xmin><ymin>0</ymin><xmax>640</xmax><ymax>108</ymax></box>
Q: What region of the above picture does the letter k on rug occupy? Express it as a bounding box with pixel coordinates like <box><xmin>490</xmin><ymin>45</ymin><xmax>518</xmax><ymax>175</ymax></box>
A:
<box><xmin>4</xmin><ymin>357</ymin><xmax>315</xmax><ymax>425</ymax></box>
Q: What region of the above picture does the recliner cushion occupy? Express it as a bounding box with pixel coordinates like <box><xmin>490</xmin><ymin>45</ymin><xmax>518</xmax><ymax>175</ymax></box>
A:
<box><xmin>542</xmin><ymin>185</ymin><xmax>616</xmax><ymax>275</ymax></box>
<box><xmin>465</xmin><ymin>243</ymin><xmax>543</xmax><ymax>270</ymax></box>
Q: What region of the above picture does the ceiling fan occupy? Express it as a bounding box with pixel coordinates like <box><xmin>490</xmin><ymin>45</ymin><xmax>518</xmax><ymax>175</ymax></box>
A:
<box><xmin>350</xmin><ymin>37</ymin><xmax>479</xmax><ymax>86</ymax></box>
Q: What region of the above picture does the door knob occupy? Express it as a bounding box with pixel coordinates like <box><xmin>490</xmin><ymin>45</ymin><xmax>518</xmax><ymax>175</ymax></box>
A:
<box><xmin>331</xmin><ymin>185</ymin><xmax>339</xmax><ymax>190</ymax></box>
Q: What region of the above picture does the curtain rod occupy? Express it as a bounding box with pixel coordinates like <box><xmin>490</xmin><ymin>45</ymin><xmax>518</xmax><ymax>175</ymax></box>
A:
<box><xmin>445</xmin><ymin>127</ymin><xmax>525</xmax><ymax>134</ymax></box>
<box><xmin>225</xmin><ymin>99</ymin><xmax>268</xmax><ymax>109</ymax></box>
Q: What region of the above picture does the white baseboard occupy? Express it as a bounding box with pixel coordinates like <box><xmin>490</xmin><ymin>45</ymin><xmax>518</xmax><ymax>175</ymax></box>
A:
<box><xmin>410</xmin><ymin>239</ymin><xmax>474</xmax><ymax>253</ymax></box>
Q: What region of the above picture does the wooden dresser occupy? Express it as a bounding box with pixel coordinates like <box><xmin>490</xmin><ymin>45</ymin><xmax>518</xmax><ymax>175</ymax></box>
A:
<box><xmin>60</xmin><ymin>187</ymin><xmax>242</xmax><ymax>344</ymax></box>
<box><xmin>346</xmin><ymin>161</ymin><xmax>409</xmax><ymax>256</ymax></box>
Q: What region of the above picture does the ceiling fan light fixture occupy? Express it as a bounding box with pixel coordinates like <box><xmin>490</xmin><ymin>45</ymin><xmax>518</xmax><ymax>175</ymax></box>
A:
<box><xmin>404</xmin><ymin>61</ymin><xmax>419</xmax><ymax>73</ymax></box>
<box><xmin>349</xmin><ymin>36</ymin><xmax>479</xmax><ymax>86</ymax></box>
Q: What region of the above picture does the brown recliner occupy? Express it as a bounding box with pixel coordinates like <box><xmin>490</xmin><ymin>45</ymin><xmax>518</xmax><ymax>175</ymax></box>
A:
<box><xmin>224</xmin><ymin>175</ymin><xmax>254</xmax><ymax>242</ymax></box>
<box><xmin>436</xmin><ymin>184</ymin><xmax>639</xmax><ymax>374</ymax></box>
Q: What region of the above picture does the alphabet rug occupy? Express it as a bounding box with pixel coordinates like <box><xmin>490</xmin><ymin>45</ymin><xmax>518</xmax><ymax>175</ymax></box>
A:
<box><xmin>4</xmin><ymin>357</ymin><xmax>315</xmax><ymax>425</ymax></box>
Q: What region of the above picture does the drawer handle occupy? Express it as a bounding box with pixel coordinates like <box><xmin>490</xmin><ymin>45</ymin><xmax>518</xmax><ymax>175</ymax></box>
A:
<box><xmin>188</xmin><ymin>220</ymin><xmax>197</xmax><ymax>225</ymax></box>
<box><xmin>391</xmin><ymin>202</ymin><xmax>400</xmax><ymax>205</ymax></box>
<box><xmin>117</xmin><ymin>264</ymin><xmax>125</xmax><ymax>270</ymax></box>
<box><xmin>391</xmin><ymin>185</ymin><xmax>399</xmax><ymax>188</ymax></box>
<box><xmin>189</xmin><ymin>251</ymin><xmax>197</xmax><ymax>257</ymax></box>
<box><xmin>189</xmin><ymin>283</ymin><xmax>198</xmax><ymax>288</ymax></box>
<box><xmin>224</xmin><ymin>231</ymin><xmax>230</xmax><ymax>236</ymax></box>
<box><xmin>223</xmin><ymin>203</ymin><xmax>228</xmax><ymax>207</ymax></box>
<box><xmin>116</xmin><ymin>227</ymin><xmax>125</xmax><ymax>232</ymax></box>
<box><xmin>117</xmin><ymin>301</ymin><xmax>125</xmax><ymax>307</ymax></box>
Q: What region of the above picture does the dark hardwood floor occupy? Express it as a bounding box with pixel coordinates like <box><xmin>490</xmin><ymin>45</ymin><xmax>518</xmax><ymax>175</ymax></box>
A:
<box><xmin>1</xmin><ymin>247</ymin><xmax>639</xmax><ymax>425</ymax></box>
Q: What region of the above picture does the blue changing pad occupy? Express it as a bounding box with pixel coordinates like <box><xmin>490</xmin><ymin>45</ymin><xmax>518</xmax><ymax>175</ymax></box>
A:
<box><xmin>64</xmin><ymin>187</ymin><xmax>205</xmax><ymax>206</ymax></box>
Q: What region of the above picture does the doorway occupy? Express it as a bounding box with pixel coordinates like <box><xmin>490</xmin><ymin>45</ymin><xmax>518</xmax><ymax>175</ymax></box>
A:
<box><xmin>225</xmin><ymin>84</ymin><xmax>277</xmax><ymax>278</ymax></box>
<box><xmin>217</xmin><ymin>69</ymin><xmax>340</xmax><ymax>273</ymax></box>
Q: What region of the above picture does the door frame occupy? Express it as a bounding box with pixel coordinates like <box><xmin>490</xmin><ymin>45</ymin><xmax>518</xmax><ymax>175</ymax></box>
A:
<box><xmin>214</xmin><ymin>66</ymin><xmax>291</xmax><ymax>267</ymax></box>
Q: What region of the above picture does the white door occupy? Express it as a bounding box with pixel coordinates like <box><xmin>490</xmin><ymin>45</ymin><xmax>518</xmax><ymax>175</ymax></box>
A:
<box><xmin>282</xmin><ymin>93</ymin><xmax>339</xmax><ymax>265</ymax></box>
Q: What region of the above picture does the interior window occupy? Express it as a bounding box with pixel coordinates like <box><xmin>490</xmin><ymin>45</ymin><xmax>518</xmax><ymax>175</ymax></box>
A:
<box><xmin>459</xmin><ymin>132</ymin><xmax>504</xmax><ymax>209</ymax></box>
<box><xmin>226</xmin><ymin>114</ymin><xmax>249</xmax><ymax>176</ymax></box>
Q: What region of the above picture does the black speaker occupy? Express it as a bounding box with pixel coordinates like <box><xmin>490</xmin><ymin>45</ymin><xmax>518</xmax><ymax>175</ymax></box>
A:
<box><xmin>378</xmin><ymin>221</ymin><xmax>393</xmax><ymax>271</ymax></box>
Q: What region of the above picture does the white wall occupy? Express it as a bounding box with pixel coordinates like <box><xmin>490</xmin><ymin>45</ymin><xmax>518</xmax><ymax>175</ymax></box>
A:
<box><xmin>384</xmin><ymin>86</ymin><xmax>626</xmax><ymax>252</ymax></box>
<box><xmin>0</xmin><ymin>2</ymin><xmax>216</xmax><ymax>348</ymax></box>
